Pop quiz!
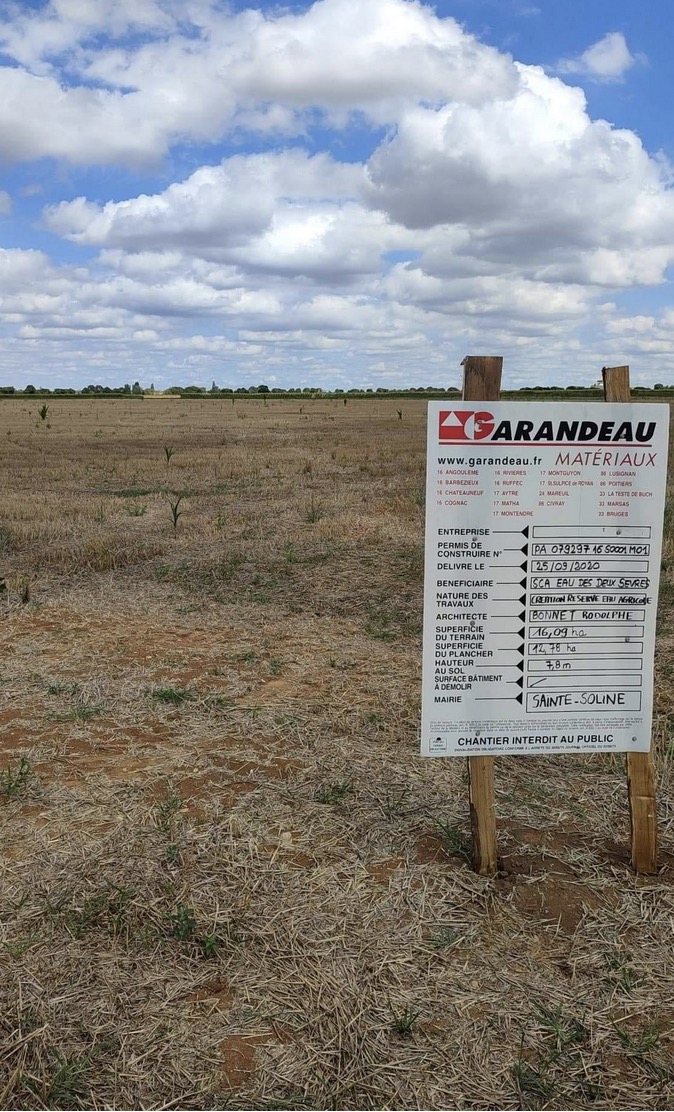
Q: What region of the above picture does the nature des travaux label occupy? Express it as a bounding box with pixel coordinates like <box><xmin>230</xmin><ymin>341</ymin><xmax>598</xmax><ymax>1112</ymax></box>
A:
<box><xmin>420</xmin><ymin>402</ymin><xmax>669</xmax><ymax>757</ymax></box>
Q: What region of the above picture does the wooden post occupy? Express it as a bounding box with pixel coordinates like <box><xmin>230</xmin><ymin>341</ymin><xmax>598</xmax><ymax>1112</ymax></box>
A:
<box><xmin>602</xmin><ymin>365</ymin><xmax>658</xmax><ymax>874</ymax></box>
<box><xmin>462</xmin><ymin>356</ymin><xmax>503</xmax><ymax>875</ymax></box>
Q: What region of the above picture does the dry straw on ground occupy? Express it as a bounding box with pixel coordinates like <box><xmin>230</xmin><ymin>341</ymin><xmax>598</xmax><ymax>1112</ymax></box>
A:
<box><xmin>1</xmin><ymin>396</ymin><xmax>674</xmax><ymax>1111</ymax></box>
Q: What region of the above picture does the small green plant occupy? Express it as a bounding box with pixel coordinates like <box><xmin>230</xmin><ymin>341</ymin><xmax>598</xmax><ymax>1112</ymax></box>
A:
<box><xmin>397</xmin><ymin>408</ymin><xmax>403</xmax><ymax>421</ymax></box>
<box><xmin>314</xmin><ymin>780</ymin><xmax>352</xmax><ymax>804</ymax></box>
<box><xmin>154</xmin><ymin>563</ymin><xmax>174</xmax><ymax>581</ymax></box>
<box><xmin>1</xmin><ymin>756</ymin><xmax>31</xmax><ymax>800</ymax></box>
<box><xmin>163</xmin><ymin>444</ymin><xmax>174</xmax><ymax>465</ymax></box>
<box><xmin>206</xmin><ymin>694</ymin><xmax>233</xmax><ymax>710</ymax></box>
<box><xmin>43</xmin><ymin>892</ymin><xmax>70</xmax><ymax>917</ymax></box>
<box><xmin>168</xmin><ymin>494</ymin><xmax>184</xmax><ymax>533</ymax></box>
<box><xmin>604</xmin><ymin>952</ymin><xmax>639</xmax><ymax>992</ymax></box>
<box><xmin>216</xmin><ymin>552</ymin><xmax>244</xmax><ymax>582</ymax></box>
<box><xmin>614</xmin><ymin>1021</ymin><xmax>659</xmax><ymax>1053</ymax></box>
<box><xmin>64</xmin><ymin>894</ymin><xmax>108</xmax><ymax>939</ymax></box>
<box><xmin>154</xmin><ymin>784</ymin><xmax>184</xmax><ymax>834</ymax></box>
<box><xmin>511</xmin><ymin>1060</ymin><xmax>556</xmax><ymax>1102</ymax></box>
<box><xmin>68</xmin><ymin>703</ymin><xmax>103</xmax><ymax>722</ymax></box>
<box><xmin>380</xmin><ymin>786</ymin><xmax>410</xmax><ymax>818</ymax></box>
<box><xmin>3</xmin><ymin>931</ymin><xmax>38</xmax><ymax>958</ymax></box>
<box><xmin>249</xmin><ymin>590</ymin><xmax>271</xmax><ymax>604</ymax></box>
<box><xmin>37</xmin><ymin>1050</ymin><xmax>93</xmax><ymax>1108</ymax></box>
<box><xmin>508</xmin><ymin>1002</ymin><xmax>596</xmax><ymax>1106</ymax></box>
<box><xmin>533</xmin><ymin>1003</ymin><xmax>588</xmax><ymax>1053</ymax></box>
<box><xmin>305</xmin><ymin>493</ymin><xmax>324</xmax><ymax>523</ymax></box>
<box><xmin>38</xmin><ymin>403</ymin><xmax>49</xmax><ymax>421</ymax></box>
<box><xmin>363</xmin><ymin>613</ymin><xmax>395</xmax><ymax>641</ymax></box>
<box><xmin>365</xmin><ymin>623</ymin><xmax>396</xmax><ymax>641</ymax></box>
<box><xmin>93</xmin><ymin>502</ymin><xmax>107</xmax><ymax>523</ymax></box>
<box><xmin>152</xmin><ymin>685</ymin><xmax>193</xmax><ymax>705</ymax></box>
<box><xmin>436</xmin><ymin>821</ymin><xmax>472</xmax><ymax>861</ymax></box>
<box><xmin>269</xmin><ymin>657</ymin><xmax>283</xmax><ymax>675</ymax></box>
<box><xmin>429</xmin><ymin>926</ymin><xmax>460</xmax><ymax>950</ymax></box>
<box><xmin>57</xmin><ymin>886</ymin><xmax>136</xmax><ymax>941</ymax></box>
<box><xmin>200</xmin><ymin>933</ymin><xmax>221</xmax><ymax>958</ymax></box>
<box><xmin>166</xmin><ymin>903</ymin><xmax>197</xmax><ymax>941</ymax></box>
<box><xmin>391</xmin><ymin>1005</ymin><xmax>420</xmax><ymax>1038</ymax></box>
<box><xmin>47</xmin><ymin>680</ymin><xmax>79</xmax><ymax>696</ymax></box>
<box><xmin>126</xmin><ymin>500</ymin><xmax>147</xmax><ymax>516</ymax></box>
<box><xmin>108</xmin><ymin>886</ymin><xmax>135</xmax><ymax>935</ymax></box>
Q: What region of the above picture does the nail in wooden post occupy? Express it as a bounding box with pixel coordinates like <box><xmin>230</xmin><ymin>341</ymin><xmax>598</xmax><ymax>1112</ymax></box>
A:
<box><xmin>602</xmin><ymin>364</ymin><xmax>658</xmax><ymax>874</ymax></box>
<box><xmin>462</xmin><ymin>356</ymin><xmax>503</xmax><ymax>875</ymax></box>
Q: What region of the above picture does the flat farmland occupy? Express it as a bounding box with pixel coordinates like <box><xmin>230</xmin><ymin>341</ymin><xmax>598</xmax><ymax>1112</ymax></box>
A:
<box><xmin>2</xmin><ymin>396</ymin><xmax>674</xmax><ymax>1111</ymax></box>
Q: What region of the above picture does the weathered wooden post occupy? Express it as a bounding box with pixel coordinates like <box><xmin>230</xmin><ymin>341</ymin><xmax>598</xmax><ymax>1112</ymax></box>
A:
<box><xmin>462</xmin><ymin>356</ymin><xmax>502</xmax><ymax>875</ymax></box>
<box><xmin>602</xmin><ymin>365</ymin><xmax>658</xmax><ymax>874</ymax></box>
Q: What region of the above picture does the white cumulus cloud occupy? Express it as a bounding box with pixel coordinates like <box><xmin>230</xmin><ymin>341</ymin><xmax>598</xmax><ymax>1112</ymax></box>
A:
<box><xmin>557</xmin><ymin>31</ymin><xmax>642</xmax><ymax>83</ymax></box>
<box><xmin>0</xmin><ymin>0</ymin><xmax>672</xmax><ymax>386</ymax></box>
<box><xmin>0</xmin><ymin>0</ymin><xmax>519</xmax><ymax>166</ymax></box>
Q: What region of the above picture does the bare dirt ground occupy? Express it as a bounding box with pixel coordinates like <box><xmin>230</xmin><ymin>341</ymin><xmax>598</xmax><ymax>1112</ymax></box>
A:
<box><xmin>1</xmin><ymin>396</ymin><xmax>674</xmax><ymax>1111</ymax></box>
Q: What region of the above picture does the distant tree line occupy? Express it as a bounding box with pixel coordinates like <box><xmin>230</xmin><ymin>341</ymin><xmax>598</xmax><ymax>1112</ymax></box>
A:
<box><xmin>0</xmin><ymin>381</ymin><xmax>145</xmax><ymax>396</ymax></box>
<box><xmin>0</xmin><ymin>381</ymin><xmax>672</xmax><ymax>397</ymax></box>
<box><xmin>0</xmin><ymin>382</ymin><xmax>465</xmax><ymax>396</ymax></box>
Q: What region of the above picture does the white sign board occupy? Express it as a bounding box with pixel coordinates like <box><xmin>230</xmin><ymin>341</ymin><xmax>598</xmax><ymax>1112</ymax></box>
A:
<box><xmin>421</xmin><ymin>402</ymin><xmax>669</xmax><ymax>756</ymax></box>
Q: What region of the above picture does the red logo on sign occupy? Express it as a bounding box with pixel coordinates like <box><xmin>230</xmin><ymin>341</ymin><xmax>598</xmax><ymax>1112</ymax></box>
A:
<box><xmin>439</xmin><ymin>410</ymin><xmax>494</xmax><ymax>441</ymax></box>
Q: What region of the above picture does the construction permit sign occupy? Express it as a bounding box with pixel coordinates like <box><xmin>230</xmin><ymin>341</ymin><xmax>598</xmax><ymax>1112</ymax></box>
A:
<box><xmin>420</xmin><ymin>402</ymin><xmax>669</xmax><ymax>757</ymax></box>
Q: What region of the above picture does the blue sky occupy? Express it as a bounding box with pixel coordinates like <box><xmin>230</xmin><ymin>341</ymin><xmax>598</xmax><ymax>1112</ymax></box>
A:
<box><xmin>1</xmin><ymin>0</ymin><xmax>674</xmax><ymax>390</ymax></box>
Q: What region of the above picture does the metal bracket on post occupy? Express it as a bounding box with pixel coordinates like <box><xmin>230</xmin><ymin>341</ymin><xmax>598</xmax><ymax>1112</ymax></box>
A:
<box><xmin>462</xmin><ymin>356</ymin><xmax>503</xmax><ymax>876</ymax></box>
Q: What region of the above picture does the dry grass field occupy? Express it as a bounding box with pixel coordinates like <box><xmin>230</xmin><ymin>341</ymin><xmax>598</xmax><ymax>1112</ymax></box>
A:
<box><xmin>2</xmin><ymin>395</ymin><xmax>674</xmax><ymax>1111</ymax></box>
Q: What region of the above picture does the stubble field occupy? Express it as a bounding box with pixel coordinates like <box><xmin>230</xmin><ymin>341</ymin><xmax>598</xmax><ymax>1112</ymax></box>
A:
<box><xmin>2</xmin><ymin>395</ymin><xmax>674</xmax><ymax>1111</ymax></box>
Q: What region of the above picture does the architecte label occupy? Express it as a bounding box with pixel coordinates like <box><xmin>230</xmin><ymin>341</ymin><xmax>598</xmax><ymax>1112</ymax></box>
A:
<box><xmin>421</xmin><ymin>402</ymin><xmax>669</xmax><ymax>756</ymax></box>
